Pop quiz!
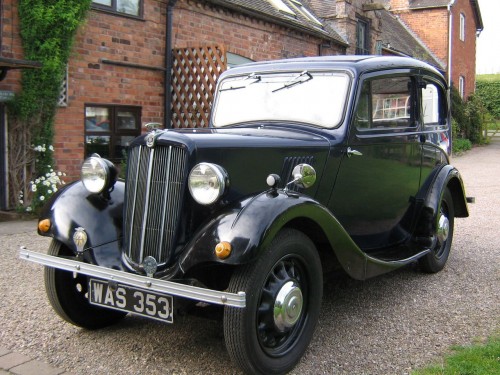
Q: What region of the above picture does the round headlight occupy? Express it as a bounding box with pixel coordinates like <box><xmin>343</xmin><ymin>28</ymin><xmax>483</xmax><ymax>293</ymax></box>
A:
<box><xmin>188</xmin><ymin>163</ymin><xmax>227</xmax><ymax>205</ymax></box>
<box><xmin>81</xmin><ymin>155</ymin><xmax>117</xmax><ymax>194</ymax></box>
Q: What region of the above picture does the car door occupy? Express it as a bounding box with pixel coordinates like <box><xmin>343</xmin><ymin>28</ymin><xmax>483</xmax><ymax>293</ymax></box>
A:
<box><xmin>330</xmin><ymin>72</ymin><xmax>423</xmax><ymax>253</ymax></box>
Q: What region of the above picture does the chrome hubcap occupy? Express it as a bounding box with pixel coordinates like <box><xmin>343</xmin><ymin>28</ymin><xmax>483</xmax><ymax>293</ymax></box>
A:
<box><xmin>273</xmin><ymin>281</ymin><xmax>303</xmax><ymax>332</ymax></box>
<box><xmin>437</xmin><ymin>213</ymin><xmax>449</xmax><ymax>244</ymax></box>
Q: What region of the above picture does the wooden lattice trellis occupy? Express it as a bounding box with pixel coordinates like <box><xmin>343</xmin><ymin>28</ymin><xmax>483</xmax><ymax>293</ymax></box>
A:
<box><xmin>171</xmin><ymin>45</ymin><xmax>227</xmax><ymax>128</ymax></box>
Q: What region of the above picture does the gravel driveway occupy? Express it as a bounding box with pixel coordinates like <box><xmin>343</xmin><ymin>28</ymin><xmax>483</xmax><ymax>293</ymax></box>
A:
<box><xmin>1</xmin><ymin>142</ymin><xmax>499</xmax><ymax>375</ymax></box>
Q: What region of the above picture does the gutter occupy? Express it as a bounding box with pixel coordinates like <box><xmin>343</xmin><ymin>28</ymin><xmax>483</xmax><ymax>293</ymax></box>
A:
<box><xmin>165</xmin><ymin>0</ymin><xmax>178</xmax><ymax>129</ymax></box>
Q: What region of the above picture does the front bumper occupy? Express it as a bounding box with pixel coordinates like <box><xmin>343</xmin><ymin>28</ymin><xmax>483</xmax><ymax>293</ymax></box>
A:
<box><xmin>19</xmin><ymin>247</ymin><xmax>246</xmax><ymax>308</ymax></box>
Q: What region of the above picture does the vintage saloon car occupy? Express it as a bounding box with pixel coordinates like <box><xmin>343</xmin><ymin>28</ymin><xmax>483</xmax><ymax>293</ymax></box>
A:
<box><xmin>21</xmin><ymin>56</ymin><xmax>469</xmax><ymax>375</ymax></box>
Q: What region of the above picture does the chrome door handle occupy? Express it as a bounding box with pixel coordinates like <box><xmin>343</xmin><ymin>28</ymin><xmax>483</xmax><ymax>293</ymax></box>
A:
<box><xmin>346</xmin><ymin>147</ymin><xmax>363</xmax><ymax>158</ymax></box>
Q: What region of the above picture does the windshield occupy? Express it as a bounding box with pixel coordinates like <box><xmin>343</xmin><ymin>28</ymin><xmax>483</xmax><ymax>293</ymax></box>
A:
<box><xmin>212</xmin><ymin>71</ymin><xmax>350</xmax><ymax>128</ymax></box>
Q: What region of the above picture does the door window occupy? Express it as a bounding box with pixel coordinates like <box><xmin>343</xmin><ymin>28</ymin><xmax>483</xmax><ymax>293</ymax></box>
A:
<box><xmin>355</xmin><ymin>76</ymin><xmax>415</xmax><ymax>130</ymax></box>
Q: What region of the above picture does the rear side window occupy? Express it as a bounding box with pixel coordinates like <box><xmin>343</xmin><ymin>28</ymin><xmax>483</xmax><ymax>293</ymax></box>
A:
<box><xmin>421</xmin><ymin>81</ymin><xmax>447</xmax><ymax>126</ymax></box>
<box><xmin>355</xmin><ymin>76</ymin><xmax>415</xmax><ymax>130</ymax></box>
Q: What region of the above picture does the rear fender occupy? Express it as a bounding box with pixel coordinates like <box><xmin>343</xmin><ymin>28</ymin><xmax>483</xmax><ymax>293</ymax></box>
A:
<box><xmin>37</xmin><ymin>181</ymin><xmax>125</xmax><ymax>269</ymax></box>
<box><xmin>179</xmin><ymin>190</ymin><xmax>368</xmax><ymax>279</ymax></box>
<box><xmin>425</xmin><ymin>165</ymin><xmax>469</xmax><ymax>218</ymax></box>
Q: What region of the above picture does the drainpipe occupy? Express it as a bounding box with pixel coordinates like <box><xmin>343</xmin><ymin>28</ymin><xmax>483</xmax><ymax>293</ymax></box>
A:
<box><xmin>447</xmin><ymin>0</ymin><xmax>456</xmax><ymax>155</ymax></box>
<box><xmin>165</xmin><ymin>0</ymin><xmax>178</xmax><ymax>129</ymax></box>
<box><xmin>447</xmin><ymin>0</ymin><xmax>456</xmax><ymax>86</ymax></box>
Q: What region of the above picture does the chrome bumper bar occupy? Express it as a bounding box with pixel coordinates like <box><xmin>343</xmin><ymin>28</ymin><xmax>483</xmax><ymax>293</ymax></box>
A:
<box><xmin>20</xmin><ymin>247</ymin><xmax>246</xmax><ymax>308</ymax></box>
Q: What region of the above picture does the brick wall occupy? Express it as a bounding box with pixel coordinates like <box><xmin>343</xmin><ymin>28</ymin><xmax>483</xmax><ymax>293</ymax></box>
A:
<box><xmin>397</xmin><ymin>8</ymin><xmax>449</xmax><ymax>66</ymax></box>
<box><xmin>0</xmin><ymin>0</ymin><xmax>24</xmax><ymax>93</ymax></box>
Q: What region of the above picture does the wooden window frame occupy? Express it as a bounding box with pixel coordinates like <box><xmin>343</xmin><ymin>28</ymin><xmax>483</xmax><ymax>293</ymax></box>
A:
<box><xmin>84</xmin><ymin>104</ymin><xmax>141</xmax><ymax>162</ymax></box>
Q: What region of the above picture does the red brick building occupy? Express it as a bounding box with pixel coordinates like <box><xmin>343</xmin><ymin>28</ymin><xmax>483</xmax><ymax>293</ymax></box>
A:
<box><xmin>388</xmin><ymin>0</ymin><xmax>483</xmax><ymax>99</ymax></box>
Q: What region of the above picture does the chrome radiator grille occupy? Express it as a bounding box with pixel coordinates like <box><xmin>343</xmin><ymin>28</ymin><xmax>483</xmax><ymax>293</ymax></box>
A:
<box><xmin>124</xmin><ymin>145</ymin><xmax>187</xmax><ymax>266</ymax></box>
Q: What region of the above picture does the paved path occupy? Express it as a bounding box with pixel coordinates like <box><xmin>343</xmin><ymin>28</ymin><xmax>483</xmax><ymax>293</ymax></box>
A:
<box><xmin>0</xmin><ymin>346</ymin><xmax>74</xmax><ymax>375</ymax></box>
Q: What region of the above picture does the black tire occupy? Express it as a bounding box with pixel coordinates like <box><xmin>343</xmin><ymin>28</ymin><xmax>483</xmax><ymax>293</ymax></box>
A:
<box><xmin>223</xmin><ymin>229</ymin><xmax>322</xmax><ymax>375</ymax></box>
<box><xmin>44</xmin><ymin>240</ymin><xmax>127</xmax><ymax>329</ymax></box>
<box><xmin>419</xmin><ymin>188</ymin><xmax>455</xmax><ymax>273</ymax></box>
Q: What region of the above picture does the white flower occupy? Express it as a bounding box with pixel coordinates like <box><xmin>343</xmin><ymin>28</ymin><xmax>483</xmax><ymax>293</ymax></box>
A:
<box><xmin>39</xmin><ymin>196</ymin><xmax>45</xmax><ymax>201</ymax></box>
<box><xmin>49</xmin><ymin>145</ymin><xmax>54</xmax><ymax>151</ymax></box>
<box><xmin>48</xmin><ymin>190</ymin><xmax>52</xmax><ymax>194</ymax></box>
<box><xmin>35</xmin><ymin>179</ymin><xmax>40</xmax><ymax>184</ymax></box>
<box><xmin>57</xmin><ymin>172</ymin><xmax>62</xmax><ymax>176</ymax></box>
<box><xmin>31</xmin><ymin>185</ymin><xmax>37</xmax><ymax>192</ymax></box>
<box><xmin>19</xmin><ymin>200</ymin><xmax>24</xmax><ymax>204</ymax></box>
<box><xmin>53</xmin><ymin>187</ymin><xmax>58</xmax><ymax>192</ymax></box>
<box><xmin>26</xmin><ymin>207</ymin><xmax>32</xmax><ymax>212</ymax></box>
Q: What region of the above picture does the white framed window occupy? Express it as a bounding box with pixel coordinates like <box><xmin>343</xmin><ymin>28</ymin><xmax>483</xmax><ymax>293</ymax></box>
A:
<box><xmin>459</xmin><ymin>13</ymin><xmax>465</xmax><ymax>41</ymax></box>
<box><xmin>458</xmin><ymin>76</ymin><xmax>465</xmax><ymax>99</ymax></box>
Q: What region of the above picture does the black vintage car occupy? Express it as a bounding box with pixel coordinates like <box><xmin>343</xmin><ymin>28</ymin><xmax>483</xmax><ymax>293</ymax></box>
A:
<box><xmin>21</xmin><ymin>56</ymin><xmax>469</xmax><ymax>375</ymax></box>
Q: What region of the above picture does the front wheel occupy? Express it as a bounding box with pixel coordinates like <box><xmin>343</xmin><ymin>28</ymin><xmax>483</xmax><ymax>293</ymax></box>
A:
<box><xmin>224</xmin><ymin>229</ymin><xmax>323</xmax><ymax>375</ymax></box>
<box><xmin>419</xmin><ymin>188</ymin><xmax>455</xmax><ymax>273</ymax></box>
<box><xmin>44</xmin><ymin>240</ymin><xmax>127</xmax><ymax>329</ymax></box>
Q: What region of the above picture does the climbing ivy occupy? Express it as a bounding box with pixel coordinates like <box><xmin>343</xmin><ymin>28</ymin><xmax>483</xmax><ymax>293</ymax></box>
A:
<box><xmin>7</xmin><ymin>0</ymin><xmax>92</xmax><ymax>210</ymax></box>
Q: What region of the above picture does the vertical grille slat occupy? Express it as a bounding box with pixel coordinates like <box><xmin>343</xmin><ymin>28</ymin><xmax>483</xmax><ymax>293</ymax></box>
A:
<box><xmin>124</xmin><ymin>145</ymin><xmax>187</xmax><ymax>267</ymax></box>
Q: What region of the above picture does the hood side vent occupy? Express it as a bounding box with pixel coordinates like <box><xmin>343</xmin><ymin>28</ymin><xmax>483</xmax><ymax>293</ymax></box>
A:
<box><xmin>280</xmin><ymin>156</ymin><xmax>315</xmax><ymax>192</ymax></box>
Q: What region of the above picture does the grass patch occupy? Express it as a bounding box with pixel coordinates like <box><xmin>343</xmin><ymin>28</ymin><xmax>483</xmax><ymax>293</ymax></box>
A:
<box><xmin>412</xmin><ymin>336</ymin><xmax>500</xmax><ymax>375</ymax></box>
<box><xmin>476</xmin><ymin>74</ymin><xmax>500</xmax><ymax>83</ymax></box>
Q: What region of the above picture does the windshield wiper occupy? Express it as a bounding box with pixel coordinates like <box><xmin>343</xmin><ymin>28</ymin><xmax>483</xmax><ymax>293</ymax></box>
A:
<box><xmin>272</xmin><ymin>70</ymin><xmax>313</xmax><ymax>93</ymax></box>
<box><xmin>219</xmin><ymin>73</ymin><xmax>261</xmax><ymax>92</ymax></box>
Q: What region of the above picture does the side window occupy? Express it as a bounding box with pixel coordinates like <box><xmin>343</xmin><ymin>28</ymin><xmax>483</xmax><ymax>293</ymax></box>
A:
<box><xmin>355</xmin><ymin>76</ymin><xmax>415</xmax><ymax>130</ymax></box>
<box><xmin>421</xmin><ymin>81</ymin><xmax>446</xmax><ymax>126</ymax></box>
<box><xmin>85</xmin><ymin>105</ymin><xmax>141</xmax><ymax>162</ymax></box>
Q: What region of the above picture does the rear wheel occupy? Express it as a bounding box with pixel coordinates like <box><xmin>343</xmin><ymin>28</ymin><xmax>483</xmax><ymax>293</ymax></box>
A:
<box><xmin>419</xmin><ymin>188</ymin><xmax>455</xmax><ymax>273</ymax></box>
<box><xmin>224</xmin><ymin>229</ymin><xmax>322</xmax><ymax>375</ymax></box>
<box><xmin>44</xmin><ymin>240</ymin><xmax>126</xmax><ymax>329</ymax></box>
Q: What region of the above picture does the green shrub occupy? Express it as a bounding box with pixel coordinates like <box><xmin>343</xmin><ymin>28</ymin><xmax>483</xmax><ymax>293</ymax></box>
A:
<box><xmin>453</xmin><ymin>138</ymin><xmax>472</xmax><ymax>154</ymax></box>
<box><xmin>476</xmin><ymin>78</ymin><xmax>500</xmax><ymax>119</ymax></box>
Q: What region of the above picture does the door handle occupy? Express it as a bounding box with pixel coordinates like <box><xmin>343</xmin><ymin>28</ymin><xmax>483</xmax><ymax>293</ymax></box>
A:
<box><xmin>346</xmin><ymin>147</ymin><xmax>363</xmax><ymax>158</ymax></box>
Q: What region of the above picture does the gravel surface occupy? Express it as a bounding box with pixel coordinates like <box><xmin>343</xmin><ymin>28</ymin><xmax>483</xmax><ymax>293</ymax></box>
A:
<box><xmin>1</xmin><ymin>142</ymin><xmax>499</xmax><ymax>375</ymax></box>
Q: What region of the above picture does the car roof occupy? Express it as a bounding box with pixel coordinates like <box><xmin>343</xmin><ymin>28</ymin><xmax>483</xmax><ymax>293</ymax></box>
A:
<box><xmin>220</xmin><ymin>55</ymin><xmax>443</xmax><ymax>80</ymax></box>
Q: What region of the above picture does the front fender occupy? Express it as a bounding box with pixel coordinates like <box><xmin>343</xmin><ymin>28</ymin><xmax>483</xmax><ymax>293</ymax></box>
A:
<box><xmin>38</xmin><ymin>181</ymin><xmax>124</xmax><ymax>269</ymax></box>
<box><xmin>179</xmin><ymin>190</ymin><xmax>368</xmax><ymax>279</ymax></box>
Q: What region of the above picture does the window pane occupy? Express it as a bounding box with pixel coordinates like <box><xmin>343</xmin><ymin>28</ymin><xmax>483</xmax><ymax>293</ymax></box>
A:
<box><xmin>85</xmin><ymin>107</ymin><xmax>110</xmax><ymax>132</ymax></box>
<box><xmin>116</xmin><ymin>110</ymin><xmax>138</xmax><ymax>130</ymax></box>
<box><xmin>117</xmin><ymin>0</ymin><xmax>139</xmax><ymax>15</ymax></box>
<box><xmin>115</xmin><ymin>135</ymin><xmax>136</xmax><ymax>159</ymax></box>
<box><xmin>422</xmin><ymin>83</ymin><xmax>440</xmax><ymax>124</ymax></box>
<box><xmin>93</xmin><ymin>0</ymin><xmax>111</xmax><ymax>6</ymax></box>
<box><xmin>86</xmin><ymin>136</ymin><xmax>110</xmax><ymax>158</ymax></box>
<box><xmin>371</xmin><ymin>77</ymin><xmax>413</xmax><ymax>128</ymax></box>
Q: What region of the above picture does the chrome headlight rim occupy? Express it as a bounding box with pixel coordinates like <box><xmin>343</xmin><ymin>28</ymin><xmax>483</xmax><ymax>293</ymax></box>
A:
<box><xmin>81</xmin><ymin>154</ymin><xmax>117</xmax><ymax>194</ymax></box>
<box><xmin>188</xmin><ymin>162</ymin><xmax>228</xmax><ymax>205</ymax></box>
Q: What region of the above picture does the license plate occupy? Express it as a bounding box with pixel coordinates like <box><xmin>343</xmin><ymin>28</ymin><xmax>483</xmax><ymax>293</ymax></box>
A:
<box><xmin>89</xmin><ymin>279</ymin><xmax>173</xmax><ymax>323</ymax></box>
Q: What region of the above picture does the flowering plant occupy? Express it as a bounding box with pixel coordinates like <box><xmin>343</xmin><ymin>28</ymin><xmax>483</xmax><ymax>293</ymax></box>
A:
<box><xmin>18</xmin><ymin>144</ymin><xmax>66</xmax><ymax>213</ymax></box>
